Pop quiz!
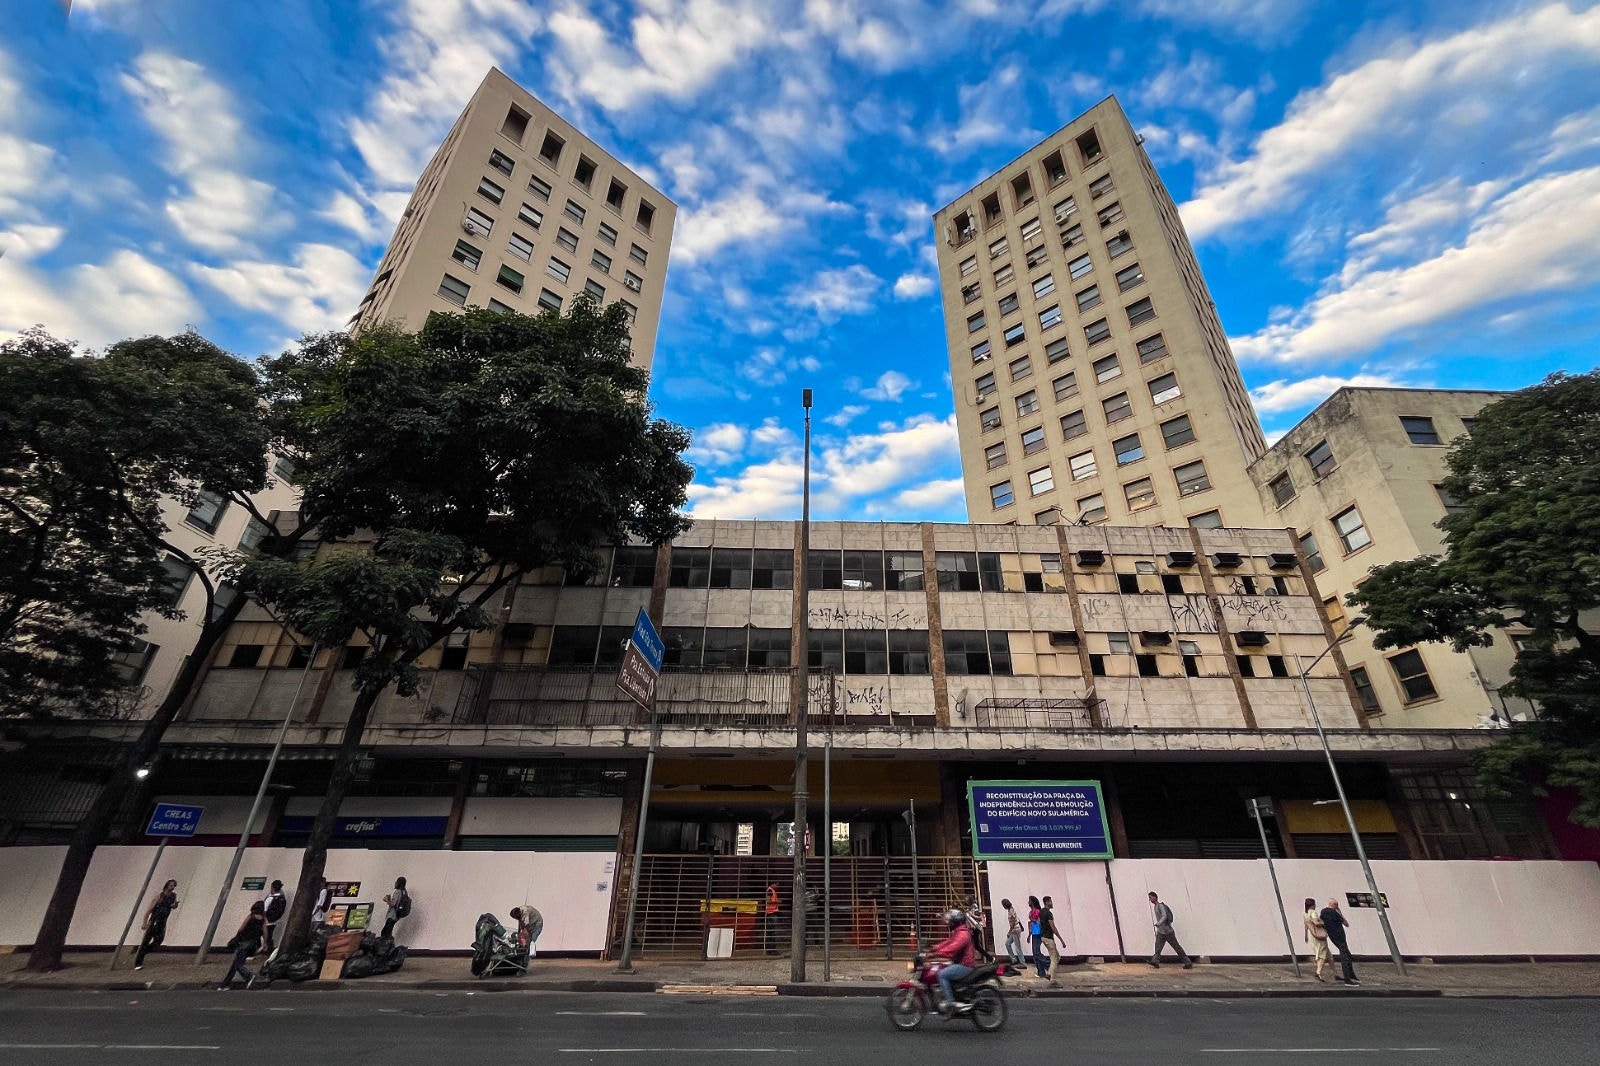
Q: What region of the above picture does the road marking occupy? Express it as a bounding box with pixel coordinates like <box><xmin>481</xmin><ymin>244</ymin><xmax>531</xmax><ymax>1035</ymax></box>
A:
<box><xmin>659</xmin><ymin>984</ymin><xmax>780</xmax><ymax>996</ymax></box>
<box><xmin>559</xmin><ymin>1050</ymin><xmax>797</xmax><ymax>1055</ymax></box>
<box><xmin>0</xmin><ymin>1045</ymin><xmax>220</xmax><ymax>1051</ymax></box>
<box><xmin>555</xmin><ymin>1011</ymin><xmax>649</xmax><ymax>1016</ymax></box>
<box><xmin>1201</xmin><ymin>1050</ymin><xmax>1441</xmax><ymax>1054</ymax></box>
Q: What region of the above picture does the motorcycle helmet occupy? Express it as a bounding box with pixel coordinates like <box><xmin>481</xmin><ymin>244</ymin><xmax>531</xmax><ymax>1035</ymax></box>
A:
<box><xmin>945</xmin><ymin>908</ymin><xmax>966</xmax><ymax>930</ymax></box>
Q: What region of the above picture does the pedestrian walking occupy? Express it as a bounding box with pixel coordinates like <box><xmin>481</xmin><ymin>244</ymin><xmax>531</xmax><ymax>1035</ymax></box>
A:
<box><xmin>1026</xmin><ymin>895</ymin><xmax>1047</xmax><ymax>977</ymax></box>
<box><xmin>763</xmin><ymin>883</ymin><xmax>781</xmax><ymax>955</ymax></box>
<box><xmin>380</xmin><ymin>876</ymin><xmax>411</xmax><ymax>940</ymax></box>
<box><xmin>1040</xmin><ymin>894</ymin><xmax>1067</xmax><ymax>984</ymax></box>
<box><xmin>963</xmin><ymin>896</ymin><xmax>993</xmax><ymax>962</ymax></box>
<box><xmin>1147</xmin><ymin>891</ymin><xmax>1193</xmax><ymax>968</ymax></box>
<box><xmin>133</xmin><ymin>878</ymin><xmax>179</xmax><ymax>970</ymax></box>
<box><xmin>1303</xmin><ymin>896</ymin><xmax>1330</xmax><ymax>982</ymax></box>
<box><xmin>218</xmin><ymin>901</ymin><xmax>266</xmax><ymax>989</ymax></box>
<box><xmin>1001</xmin><ymin>898</ymin><xmax>1025</xmax><ymax>966</ymax></box>
<box><xmin>1319</xmin><ymin>897</ymin><xmax>1358</xmax><ymax>985</ymax></box>
<box><xmin>261</xmin><ymin>880</ymin><xmax>287</xmax><ymax>956</ymax></box>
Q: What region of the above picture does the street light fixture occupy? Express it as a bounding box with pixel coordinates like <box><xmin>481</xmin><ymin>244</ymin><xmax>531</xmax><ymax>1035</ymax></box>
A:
<box><xmin>1295</xmin><ymin>615</ymin><xmax>1406</xmax><ymax>975</ymax></box>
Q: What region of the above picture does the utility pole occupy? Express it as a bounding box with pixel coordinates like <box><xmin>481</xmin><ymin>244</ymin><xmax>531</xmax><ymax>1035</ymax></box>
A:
<box><xmin>789</xmin><ymin>387</ymin><xmax>813</xmax><ymax>982</ymax></box>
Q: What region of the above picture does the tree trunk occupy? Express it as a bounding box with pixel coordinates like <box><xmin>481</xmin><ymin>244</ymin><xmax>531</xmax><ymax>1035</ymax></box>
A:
<box><xmin>25</xmin><ymin>594</ymin><xmax>246</xmax><ymax>971</ymax></box>
<box><xmin>276</xmin><ymin>681</ymin><xmax>384</xmax><ymax>957</ymax></box>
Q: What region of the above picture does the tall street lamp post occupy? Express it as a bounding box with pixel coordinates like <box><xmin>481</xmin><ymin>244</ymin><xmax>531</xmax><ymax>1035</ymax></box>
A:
<box><xmin>1296</xmin><ymin>616</ymin><xmax>1406</xmax><ymax>975</ymax></box>
<box><xmin>789</xmin><ymin>388</ymin><xmax>813</xmax><ymax>983</ymax></box>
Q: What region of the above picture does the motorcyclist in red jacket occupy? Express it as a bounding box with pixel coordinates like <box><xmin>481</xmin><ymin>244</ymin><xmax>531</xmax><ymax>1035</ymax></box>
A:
<box><xmin>930</xmin><ymin>909</ymin><xmax>977</xmax><ymax>1013</ymax></box>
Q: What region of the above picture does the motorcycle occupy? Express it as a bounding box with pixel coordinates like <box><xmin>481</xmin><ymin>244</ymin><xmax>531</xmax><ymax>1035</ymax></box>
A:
<box><xmin>885</xmin><ymin>953</ymin><xmax>1007</xmax><ymax>1032</ymax></box>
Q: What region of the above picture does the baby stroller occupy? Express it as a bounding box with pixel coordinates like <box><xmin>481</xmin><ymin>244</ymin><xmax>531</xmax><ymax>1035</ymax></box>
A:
<box><xmin>470</xmin><ymin>913</ymin><xmax>528</xmax><ymax>977</ymax></box>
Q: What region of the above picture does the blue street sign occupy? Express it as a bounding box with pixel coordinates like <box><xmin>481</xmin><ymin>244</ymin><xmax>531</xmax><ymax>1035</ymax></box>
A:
<box><xmin>145</xmin><ymin>803</ymin><xmax>204</xmax><ymax>838</ymax></box>
<box><xmin>629</xmin><ymin>608</ymin><xmax>665</xmax><ymax>673</ymax></box>
<box><xmin>967</xmin><ymin>781</ymin><xmax>1113</xmax><ymax>860</ymax></box>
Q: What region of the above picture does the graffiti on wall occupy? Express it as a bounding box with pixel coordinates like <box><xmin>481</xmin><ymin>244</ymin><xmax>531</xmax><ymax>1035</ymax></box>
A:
<box><xmin>1216</xmin><ymin>594</ymin><xmax>1290</xmax><ymax>627</ymax></box>
<box><xmin>1168</xmin><ymin>594</ymin><xmax>1218</xmax><ymax>633</ymax></box>
<box><xmin>808</xmin><ymin>605</ymin><xmax>919</xmax><ymax>629</ymax></box>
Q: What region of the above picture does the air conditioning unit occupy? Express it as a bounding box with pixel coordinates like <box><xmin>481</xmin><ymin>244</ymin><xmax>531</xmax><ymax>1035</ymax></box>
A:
<box><xmin>1075</xmin><ymin>548</ymin><xmax>1105</xmax><ymax>568</ymax></box>
<box><xmin>624</xmin><ymin>277</ymin><xmax>642</xmax><ymax>292</ymax></box>
<box><xmin>462</xmin><ymin>219</ymin><xmax>484</xmax><ymax>236</ymax></box>
<box><xmin>981</xmin><ymin>418</ymin><xmax>1002</xmax><ymax>431</ymax></box>
<box><xmin>1139</xmin><ymin>631</ymin><xmax>1172</xmax><ymax>646</ymax></box>
<box><xmin>1166</xmin><ymin>550</ymin><xmax>1196</xmax><ymax>568</ymax></box>
<box><xmin>1048</xmin><ymin>631</ymin><xmax>1080</xmax><ymax>646</ymax></box>
<box><xmin>1235</xmin><ymin>631</ymin><xmax>1269</xmax><ymax>648</ymax></box>
<box><xmin>1211</xmin><ymin>551</ymin><xmax>1243</xmax><ymax>569</ymax></box>
<box><xmin>1268</xmin><ymin>552</ymin><xmax>1298</xmax><ymax>571</ymax></box>
<box><xmin>974</xmin><ymin>391</ymin><xmax>991</xmax><ymax>404</ymax></box>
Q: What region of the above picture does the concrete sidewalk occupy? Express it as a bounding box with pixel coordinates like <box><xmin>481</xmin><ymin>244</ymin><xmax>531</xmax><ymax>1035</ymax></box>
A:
<box><xmin>4</xmin><ymin>950</ymin><xmax>1600</xmax><ymax>998</ymax></box>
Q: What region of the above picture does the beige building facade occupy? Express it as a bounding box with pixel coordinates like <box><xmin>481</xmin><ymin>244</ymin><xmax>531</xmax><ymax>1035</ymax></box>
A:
<box><xmin>934</xmin><ymin>96</ymin><xmax>1266</xmax><ymax>532</ymax></box>
<box><xmin>1245</xmin><ymin>387</ymin><xmax>1526</xmax><ymax>729</ymax></box>
<box><xmin>349</xmin><ymin>68</ymin><xmax>677</xmax><ymax>369</ymax></box>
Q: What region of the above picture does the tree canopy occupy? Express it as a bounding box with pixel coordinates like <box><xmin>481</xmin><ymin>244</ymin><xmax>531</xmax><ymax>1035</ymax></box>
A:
<box><xmin>1349</xmin><ymin>370</ymin><xmax>1600</xmax><ymax>823</ymax></box>
<box><xmin>247</xmin><ymin>301</ymin><xmax>693</xmax><ymax>952</ymax></box>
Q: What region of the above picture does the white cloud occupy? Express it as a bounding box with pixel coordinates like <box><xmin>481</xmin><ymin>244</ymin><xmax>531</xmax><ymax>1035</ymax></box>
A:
<box><xmin>737</xmin><ymin>346</ymin><xmax>819</xmax><ymax>387</ymax></box>
<box><xmin>1231</xmin><ymin>165</ymin><xmax>1600</xmax><ymax>364</ymax></box>
<box><xmin>930</xmin><ymin>63</ymin><xmax>1040</xmax><ymax>157</ymax></box>
<box><xmin>825</xmin><ymin>404</ymin><xmax>868</xmax><ymax>427</ymax></box>
<box><xmin>862</xmin><ymin>370</ymin><xmax>915</xmax><ymax>402</ymax></box>
<box><xmin>890</xmin><ymin>478</ymin><xmax>966</xmax><ymax>516</ymax></box>
<box><xmin>0</xmin><ymin>48</ymin><xmax>60</xmax><ymax>216</ymax></box>
<box><xmin>688</xmin><ymin>422</ymin><xmax>747</xmax><ymax>465</ymax></box>
<box><xmin>1250</xmin><ymin>373</ymin><xmax>1407</xmax><ymax>415</ymax></box>
<box><xmin>893</xmin><ymin>272</ymin><xmax>936</xmax><ymax>299</ymax></box>
<box><xmin>190</xmin><ymin>242</ymin><xmax>369</xmax><ymax>336</ymax></box>
<box><xmin>0</xmin><ymin>240</ymin><xmax>200</xmax><ymax>347</ymax></box>
<box><xmin>1182</xmin><ymin>4</ymin><xmax>1600</xmax><ymax>238</ymax></box>
<box><xmin>319</xmin><ymin>189</ymin><xmax>392</xmax><ymax>245</ymax></box>
<box><xmin>786</xmin><ymin>264</ymin><xmax>881</xmax><ymax>321</ymax></box>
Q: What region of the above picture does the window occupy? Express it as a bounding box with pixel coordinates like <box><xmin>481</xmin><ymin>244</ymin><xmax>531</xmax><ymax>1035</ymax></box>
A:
<box><xmin>185</xmin><ymin>488</ymin><xmax>228</xmax><ymax>533</ymax></box>
<box><xmin>507</xmin><ymin>233</ymin><xmax>534</xmax><ymax>261</ymax></box>
<box><xmin>1060</xmin><ymin>408</ymin><xmax>1087</xmax><ymax>440</ymax></box>
<box><xmin>488</xmin><ymin>298</ymin><xmax>513</xmax><ymax>313</ymax></box>
<box><xmin>1045</xmin><ymin>151</ymin><xmax>1068</xmax><ymax>185</ymax></box>
<box><xmin>1388</xmin><ymin>649</ymin><xmax>1438</xmax><ymax>702</ymax></box>
<box><xmin>496</xmin><ymin>264</ymin><xmax>525</xmax><ymax>294</ymax></box>
<box><xmin>584</xmin><ymin>279</ymin><xmax>606</xmax><ymax>302</ymax></box>
<box><xmin>617</xmin><ymin>300</ymin><xmax>637</xmax><ymax>324</ymax></box>
<box><xmin>1061</xmin><ymin>223</ymin><xmax>1084</xmax><ymax>248</ymax></box>
<box><xmin>1028</xmin><ymin>465</ymin><xmax>1055</xmax><ymax>495</ymax></box>
<box><xmin>574</xmin><ymin>155</ymin><xmax>597</xmax><ymax>189</ymax></box>
<box><xmin>844</xmin><ymin>629</ymin><xmax>889</xmax><ymax>674</ymax></box>
<box><xmin>669</xmin><ymin>547</ymin><xmax>712</xmax><ymax>588</ymax></box>
<box><xmin>539</xmin><ymin>131</ymin><xmax>564</xmax><ymax>165</ymax></box>
<box><xmin>1069</xmin><ymin>450</ymin><xmax>1098</xmax><ymax>480</ymax></box>
<box><xmin>991</xmin><ymin>480</ymin><xmax>1015</xmax><ymax>509</ymax></box>
<box><xmin>1306</xmin><ymin>439</ymin><xmax>1337</xmax><ymax>479</ymax></box>
<box><xmin>1085</xmin><ymin>319</ymin><xmax>1112</xmax><ymax>346</ymax></box>
<box><xmin>943</xmin><ymin>630</ymin><xmax>1011</xmax><ymax>676</ymax></box>
<box><xmin>636</xmin><ymin>201</ymin><xmax>655</xmax><ymax>233</ymax></box>
<box><xmin>885</xmin><ymin>551</ymin><xmax>923</xmax><ymax>591</ymax></box>
<box><xmin>967</xmin><ymin>311</ymin><xmax>986</xmax><ymax>333</ymax></box>
<box><xmin>111</xmin><ymin>639</ymin><xmax>158</xmax><ymax>685</ymax></box>
<box><xmin>437</xmin><ymin>272</ymin><xmax>470</xmax><ymax>306</ymax></box>
<box><xmin>1269</xmin><ymin>472</ymin><xmax>1296</xmax><ymax>506</ymax></box>
<box><xmin>1459</xmin><ymin>417</ymin><xmax>1478</xmax><ymax>436</ymax></box>
<box><xmin>538</xmin><ymin>288</ymin><xmax>562</xmax><ymax>311</ymax></box>
<box><xmin>607</xmin><ymin>178</ymin><xmax>627</xmax><ymax>209</ymax></box>
<box><xmin>1092</xmin><ymin>352</ymin><xmax>1120</xmax><ymax>382</ymax></box>
<box><xmin>1126</xmin><ymin>296</ymin><xmax>1155</xmax><ymax>326</ymax></box>
<box><xmin>1106</xmin><ymin>231</ymin><xmax>1134</xmax><ymax>258</ymax></box>
<box><xmin>598</xmin><ymin>222</ymin><xmax>618</xmax><ymax>245</ymax></box>
<box><xmin>1016</xmin><ymin>390</ymin><xmax>1040</xmax><ymax>416</ymax></box>
<box><xmin>1020</xmin><ymin>215</ymin><xmax>1042</xmax><ymax>240</ymax></box>
<box><xmin>1188</xmin><ymin>509</ymin><xmax>1223</xmax><ymax>529</ymax></box>
<box><xmin>1102</xmin><ymin>391</ymin><xmax>1132</xmax><ymax>423</ymax></box>
<box><xmin>974</xmin><ymin>370</ymin><xmax>996</xmax><ymax>397</ymax></box>
<box><xmin>1160</xmin><ymin>414</ymin><xmax>1195</xmax><ymax>448</ymax></box>
<box><xmin>452</xmin><ymin>239</ymin><xmax>482</xmax><ymax>270</ymax></box>
<box><xmin>993</xmin><ymin>262</ymin><xmax>1014</xmax><ymax>286</ymax></box>
<box><xmin>501</xmin><ymin>105</ymin><xmax>529</xmax><ymax>143</ymax></box>
<box><xmin>961</xmin><ymin>282</ymin><xmax>981</xmax><ymax>305</ymax></box>
<box><xmin>591</xmin><ymin>249</ymin><xmax>612</xmax><ymax>273</ymax></box>
<box><xmin>1116</xmin><ymin>262</ymin><xmax>1145</xmax><ymax>291</ymax></box>
<box><xmin>623</xmin><ymin>270</ymin><xmax>644</xmax><ymax>293</ymax></box>
<box><xmin>1025</xmin><ymin>245</ymin><xmax>1048</xmax><ymax>270</ymax></box>
<box><xmin>159</xmin><ymin>554</ymin><xmax>193</xmax><ymax>605</ymax></box>
<box><xmin>1077</xmin><ymin>128</ymin><xmax>1103</xmax><ymax>164</ymax></box>
<box><xmin>1045</xmin><ymin>337</ymin><xmax>1071</xmax><ymax>364</ymax></box>
<box><xmin>998</xmin><ymin>292</ymin><xmax>1020</xmax><ymax>316</ymax></box>
<box><xmin>959</xmin><ymin>255</ymin><xmax>978</xmax><ymax>276</ymax></box>
<box><xmin>517</xmin><ymin>202</ymin><xmax>544</xmax><ymax>229</ymax></box>
<box><xmin>1053</xmin><ymin>372</ymin><xmax>1079</xmax><ymax>403</ymax></box>
<box><xmin>1033</xmin><ymin>274</ymin><xmax>1056</xmax><ymax>299</ymax></box>
<box><xmin>546</xmin><ymin>257</ymin><xmax>571</xmax><ymax>283</ymax></box>
<box><xmin>1075</xmin><ymin>284</ymin><xmax>1102</xmax><ymax>312</ymax></box>
<box><xmin>1332</xmin><ymin>505</ymin><xmax>1371</xmax><ymax>553</ymax></box>
<box><xmin>980</xmin><ymin>405</ymin><xmax>1002</xmax><ymax>431</ymax></box>
<box><xmin>555</xmin><ymin>227</ymin><xmax>579</xmax><ymax>252</ymax></box>
<box><xmin>985</xmin><ymin>441</ymin><xmax>1008</xmax><ymax>469</ymax></box>
<box><xmin>477</xmin><ymin>176</ymin><xmax>505</xmax><ymax>204</ymax></box>
<box><xmin>1174</xmin><ymin>460</ymin><xmax>1210</xmax><ymax>496</ymax></box>
<box><xmin>1053</xmin><ymin>196</ymin><xmax>1078</xmax><ymax>223</ymax></box>
<box><xmin>1137</xmin><ymin>333</ymin><xmax>1168</xmax><ymax>363</ymax></box>
<box><xmin>629</xmin><ymin>243</ymin><xmax>648</xmax><ymax>266</ymax></box>
<box><xmin>1097</xmin><ymin>201</ymin><xmax>1124</xmax><ymax>226</ymax></box>
<box><xmin>1068</xmin><ymin>253</ymin><xmax>1093</xmax><ymax>279</ymax></box>
<box><xmin>988</xmin><ymin>236</ymin><xmax>1009</xmax><ymax>259</ymax></box>
<box><xmin>1148</xmin><ymin>372</ymin><xmax>1180</xmax><ymax>405</ymax></box>
<box><xmin>465</xmin><ymin>206</ymin><xmax>495</xmax><ymax>235</ymax></box>
<box><xmin>1003</xmin><ymin>323</ymin><xmax>1026</xmax><ymax>347</ymax></box>
<box><xmin>272</xmin><ymin>455</ymin><xmax>297</xmax><ymax>483</ymax></box>
<box><xmin>1402</xmin><ymin>416</ymin><xmax>1441</xmax><ymax>445</ymax></box>
<box><xmin>1077</xmin><ymin>492</ymin><xmax>1106</xmax><ymax>523</ymax></box>
<box><xmin>1124</xmin><ymin>476</ymin><xmax>1155</xmax><ymax>511</ymax></box>
<box><xmin>488</xmin><ymin>148</ymin><xmax>514</xmax><ymax>176</ymax></box>
<box><xmin>1039</xmin><ymin>305</ymin><xmax>1062</xmax><ymax>329</ymax></box>
<box><xmin>1021</xmin><ymin>425</ymin><xmax>1046</xmax><ymax>455</ymax></box>
<box><xmin>971</xmin><ymin>340</ymin><xmax>991</xmax><ymax>363</ymax></box>
<box><xmin>1435</xmin><ymin>484</ymin><xmax>1466</xmax><ymax>516</ymax></box>
<box><xmin>527</xmin><ymin>175</ymin><xmax>552</xmax><ymax>201</ymax></box>
<box><xmin>1349</xmin><ymin>666</ymin><xmax>1382</xmax><ymax>714</ymax></box>
<box><xmin>1089</xmin><ymin>174</ymin><xmax>1114</xmax><ymax>198</ymax></box>
<box><xmin>1113</xmin><ymin>433</ymin><xmax>1144</xmax><ymax>465</ymax></box>
<box><xmin>563</xmin><ymin>199</ymin><xmax>586</xmax><ymax>224</ymax></box>
<box><xmin>1008</xmin><ymin>354</ymin><xmax>1032</xmax><ymax>382</ymax></box>
<box><xmin>1299</xmin><ymin>530</ymin><xmax>1325</xmax><ymax>573</ymax></box>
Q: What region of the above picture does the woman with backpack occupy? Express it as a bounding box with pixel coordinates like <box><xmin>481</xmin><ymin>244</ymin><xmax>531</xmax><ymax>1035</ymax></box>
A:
<box><xmin>1026</xmin><ymin>895</ymin><xmax>1046</xmax><ymax>978</ymax></box>
<box><xmin>380</xmin><ymin>876</ymin><xmax>411</xmax><ymax>940</ymax></box>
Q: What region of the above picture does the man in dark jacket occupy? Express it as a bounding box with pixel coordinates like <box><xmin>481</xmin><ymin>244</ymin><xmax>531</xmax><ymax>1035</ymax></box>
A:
<box><xmin>261</xmin><ymin>880</ymin><xmax>287</xmax><ymax>955</ymax></box>
<box><xmin>1319</xmin><ymin>898</ymin><xmax>1359</xmax><ymax>985</ymax></box>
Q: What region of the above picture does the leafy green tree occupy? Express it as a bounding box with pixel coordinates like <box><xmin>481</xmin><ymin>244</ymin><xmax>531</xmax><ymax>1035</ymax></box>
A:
<box><xmin>8</xmin><ymin>330</ymin><xmax>273</xmax><ymax>971</ymax></box>
<box><xmin>248</xmin><ymin>303</ymin><xmax>692</xmax><ymax>955</ymax></box>
<box><xmin>1349</xmin><ymin>370</ymin><xmax>1600</xmax><ymax>824</ymax></box>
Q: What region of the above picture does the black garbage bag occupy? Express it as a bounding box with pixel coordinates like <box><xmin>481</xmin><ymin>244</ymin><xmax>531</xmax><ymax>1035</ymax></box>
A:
<box><xmin>262</xmin><ymin>926</ymin><xmax>327</xmax><ymax>983</ymax></box>
<box><xmin>386</xmin><ymin>945</ymin><xmax>407</xmax><ymax>973</ymax></box>
<box><xmin>342</xmin><ymin>953</ymin><xmax>380</xmax><ymax>979</ymax></box>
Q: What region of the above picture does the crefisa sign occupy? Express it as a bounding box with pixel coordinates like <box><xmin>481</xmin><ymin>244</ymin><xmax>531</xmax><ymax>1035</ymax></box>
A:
<box><xmin>967</xmin><ymin>780</ymin><xmax>1113</xmax><ymax>861</ymax></box>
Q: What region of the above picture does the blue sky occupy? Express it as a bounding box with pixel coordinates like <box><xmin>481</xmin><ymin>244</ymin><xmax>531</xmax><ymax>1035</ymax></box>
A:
<box><xmin>5</xmin><ymin>1</ymin><xmax>1600</xmax><ymax>524</ymax></box>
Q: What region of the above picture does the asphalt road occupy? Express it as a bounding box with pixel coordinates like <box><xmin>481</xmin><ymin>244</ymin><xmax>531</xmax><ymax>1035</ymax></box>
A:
<box><xmin>0</xmin><ymin>990</ymin><xmax>1595</xmax><ymax>1065</ymax></box>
